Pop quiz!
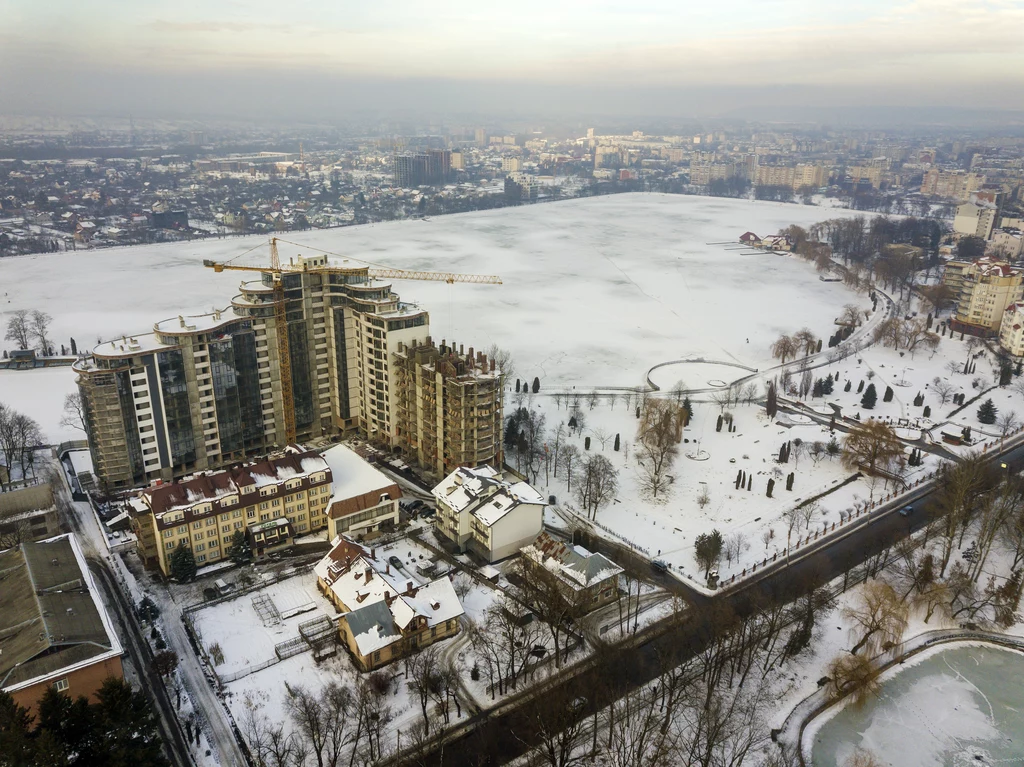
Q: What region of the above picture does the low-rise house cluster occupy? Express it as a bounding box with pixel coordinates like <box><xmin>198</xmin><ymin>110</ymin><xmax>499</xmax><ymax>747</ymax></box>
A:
<box><xmin>314</xmin><ymin>537</ymin><xmax>464</xmax><ymax>671</ymax></box>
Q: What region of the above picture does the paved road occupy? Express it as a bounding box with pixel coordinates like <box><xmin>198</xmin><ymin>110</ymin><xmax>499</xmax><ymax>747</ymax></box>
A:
<box><xmin>88</xmin><ymin>560</ymin><xmax>193</xmax><ymax>767</ymax></box>
<box><xmin>405</xmin><ymin>438</ymin><xmax>1024</xmax><ymax>766</ymax></box>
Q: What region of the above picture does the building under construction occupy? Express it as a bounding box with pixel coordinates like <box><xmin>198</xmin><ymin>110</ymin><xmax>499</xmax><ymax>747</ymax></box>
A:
<box><xmin>393</xmin><ymin>340</ymin><xmax>503</xmax><ymax>477</ymax></box>
<box><xmin>392</xmin><ymin>149</ymin><xmax>452</xmax><ymax>188</ymax></box>
<box><xmin>74</xmin><ymin>243</ymin><xmax>502</xmax><ymax>489</ymax></box>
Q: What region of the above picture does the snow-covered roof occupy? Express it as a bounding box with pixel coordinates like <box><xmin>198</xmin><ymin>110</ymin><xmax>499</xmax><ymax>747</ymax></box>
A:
<box><xmin>521</xmin><ymin>532</ymin><xmax>623</xmax><ymax>591</ymax></box>
<box><xmin>432</xmin><ymin>466</ymin><xmax>545</xmax><ymax>528</ymax></box>
<box><xmin>316</xmin><ymin>536</ymin><xmax>463</xmax><ymax>655</ymax></box>
<box><xmin>320</xmin><ymin>445</ymin><xmax>401</xmax><ymax>517</ymax></box>
<box><xmin>139</xmin><ymin>445</ymin><xmax>329</xmax><ymax>520</ymax></box>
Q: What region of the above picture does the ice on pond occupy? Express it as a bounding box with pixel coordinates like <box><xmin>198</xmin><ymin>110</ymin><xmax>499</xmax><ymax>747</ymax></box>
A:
<box><xmin>807</xmin><ymin>644</ymin><xmax>1024</xmax><ymax>767</ymax></box>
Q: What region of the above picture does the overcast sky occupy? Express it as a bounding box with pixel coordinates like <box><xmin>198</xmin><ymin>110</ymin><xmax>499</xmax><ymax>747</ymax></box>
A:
<box><xmin>3</xmin><ymin>0</ymin><xmax>1024</xmax><ymax>121</ymax></box>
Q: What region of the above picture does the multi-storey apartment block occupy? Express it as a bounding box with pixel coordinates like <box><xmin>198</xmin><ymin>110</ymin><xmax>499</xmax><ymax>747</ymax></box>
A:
<box><xmin>944</xmin><ymin>258</ymin><xmax>1024</xmax><ymax>336</ymax></box>
<box><xmin>999</xmin><ymin>302</ymin><xmax>1024</xmax><ymax>357</ymax></box>
<box><xmin>393</xmin><ymin>340</ymin><xmax>503</xmax><ymax>478</ymax></box>
<box><xmin>431</xmin><ymin>465</ymin><xmax>545</xmax><ymax>562</ymax></box>
<box><xmin>128</xmin><ymin>445</ymin><xmax>332</xmax><ymax>575</ymax></box>
<box><xmin>921</xmin><ymin>169</ymin><xmax>985</xmax><ymax>201</ymax></box>
<box><xmin>75</xmin><ymin>254</ymin><xmax>501</xmax><ymax>489</ymax></box>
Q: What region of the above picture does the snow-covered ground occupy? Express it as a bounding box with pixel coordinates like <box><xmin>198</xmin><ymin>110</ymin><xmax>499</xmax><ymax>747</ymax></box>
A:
<box><xmin>0</xmin><ymin>365</ymin><xmax>79</xmax><ymax>443</ymax></box>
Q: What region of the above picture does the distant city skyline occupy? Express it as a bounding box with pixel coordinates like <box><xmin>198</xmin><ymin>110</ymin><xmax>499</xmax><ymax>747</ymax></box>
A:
<box><xmin>3</xmin><ymin>0</ymin><xmax>1024</xmax><ymax>120</ymax></box>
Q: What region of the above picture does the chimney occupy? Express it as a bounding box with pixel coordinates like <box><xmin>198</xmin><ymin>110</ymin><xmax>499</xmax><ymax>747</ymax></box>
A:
<box><xmin>490</xmin><ymin>359</ymin><xmax>496</xmax><ymax>372</ymax></box>
<box><xmin>459</xmin><ymin>343</ymin><xmax>464</xmax><ymax>355</ymax></box>
<box><xmin>178</xmin><ymin>315</ymin><xmax>185</xmax><ymax>327</ymax></box>
<box><xmin>365</xmin><ymin>568</ymin><xmax>372</xmax><ymax>582</ymax></box>
<box><xmin>468</xmin><ymin>346</ymin><xmax>474</xmax><ymax>361</ymax></box>
<box><xmin>370</xmin><ymin>548</ymin><xmax>375</xmax><ymax>559</ymax></box>
<box><xmin>406</xmin><ymin>580</ymin><xmax>414</xmax><ymax>595</ymax></box>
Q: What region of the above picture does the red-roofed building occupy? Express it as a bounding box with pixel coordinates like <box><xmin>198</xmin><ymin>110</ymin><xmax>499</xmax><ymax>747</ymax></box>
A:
<box><xmin>128</xmin><ymin>445</ymin><xmax>332</xmax><ymax>575</ymax></box>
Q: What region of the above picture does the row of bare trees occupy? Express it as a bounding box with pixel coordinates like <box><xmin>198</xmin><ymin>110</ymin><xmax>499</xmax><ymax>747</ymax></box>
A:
<box><xmin>511</xmin><ymin>584</ymin><xmax>842</xmax><ymax>767</ymax></box>
<box><xmin>242</xmin><ymin>677</ymin><xmax>394</xmax><ymax>767</ymax></box>
<box><xmin>0</xmin><ymin>401</ymin><xmax>44</xmax><ymax>491</ymax></box>
<box><xmin>4</xmin><ymin>309</ymin><xmax>53</xmax><ymax>355</ymax></box>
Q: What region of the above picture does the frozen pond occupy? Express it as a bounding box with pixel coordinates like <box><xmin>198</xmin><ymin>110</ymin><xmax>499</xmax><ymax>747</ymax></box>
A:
<box><xmin>806</xmin><ymin>643</ymin><xmax>1024</xmax><ymax>767</ymax></box>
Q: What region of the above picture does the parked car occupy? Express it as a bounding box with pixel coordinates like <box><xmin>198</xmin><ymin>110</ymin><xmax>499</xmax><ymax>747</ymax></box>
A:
<box><xmin>651</xmin><ymin>559</ymin><xmax>669</xmax><ymax>573</ymax></box>
<box><xmin>389</xmin><ymin>555</ymin><xmax>403</xmax><ymax>570</ymax></box>
<box><xmin>899</xmin><ymin>505</ymin><xmax>914</xmax><ymax>517</ymax></box>
<box><xmin>419</xmin><ymin>506</ymin><xmax>436</xmax><ymax>519</ymax></box>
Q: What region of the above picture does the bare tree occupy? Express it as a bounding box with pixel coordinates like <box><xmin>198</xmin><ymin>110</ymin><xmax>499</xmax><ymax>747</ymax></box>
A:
<box><xmin>826</xmin><ymin>653</ymin><xmax>881</xmax><ymax>708</ymax></box>
<box><xmin>838</xmin><ymin>304</ymin><xmax>862</xmax><ymax>326</ymax></box>
<box><xmin>30</xmin><ymin>310</ymin><xmax>53</xmax><ymax>356</ymax></box>
<box><xmin>932</xmin><ymin>378</ymin><xmax>956</xmax><ymax>405</ymax></box>
<box><xmin>586</xmin><ymin>390</ymin><xmax>599</xmax><ymax>410</ymax></box>
<box><xmin>636</xmin><ymin>399</ymin><xmax>684</xmax><ymax>499</ymax></box>
<box><xmin>842</xmin><ymin>581</ymin><xmax>908</xmax><ymax>655</ymax></box>
<box><xmin>407</xmin><ymin>646</ymin><xmax>441</xmax><ymax>735</ymax></box>
<box><xmin>4</xmin><ymin>309</ymin><xmax>31</xmax><ymax>350</ymax></box>
<box><xmin>592</xmin><ymin>427</ymin><xmax>612</xmax><ymax>450</ymax></box>
<box><xmin>285</xmin><ymin>681</ymin><xmax>354</xmax><ymax>767</ymax></box>
<box><xmin>998</xmin><ymin>410</ymin><xmax>1019</xmax><ymax>439</ymax></box>
<box><xmin>60</xmin><ymin>392</ymin><xmax>87</xmax><ymax>434</ymax></box>
<box><xmin>562</xmin><ymin>444</ymin><xmax>581</xmax><ymax>492</ymax></box>
<box><xmin>771</xmin><ymin>334</ymin><xmax>798</xmax><ymax>364</ymax></box>
<box><xmin>575</xmin><ymin>454</ymin><xmax>618</xmax><ymax>520</ymax></box>
<box><xmin>793</xmin><ymin>328</ymin><xmax>817</xmax><ymax>356</ymax></box>
<box><xmin>242</xmin><ymin>707</ymin><xmax>304</xmax><ymax>767</ymax></box>
<box><xmin>485</xmin><ymin>344</ymin><xmax>515</xmax><ymax>387</ymax></box>
<box><xmin>518</xmin><ymin>687</ymin><xmax>591</xmax><ymax>767</ymax></box>
<box><xmin>840</xmin><ymin>421</ymin><xmax>906</xmax><ymax>482</ymax></box>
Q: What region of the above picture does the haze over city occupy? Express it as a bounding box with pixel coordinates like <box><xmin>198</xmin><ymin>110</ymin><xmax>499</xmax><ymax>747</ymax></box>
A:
<box><xmin>4</xmin><ymin>0</ymin><xmax>1024</xmax><ymax>120</ymax></box>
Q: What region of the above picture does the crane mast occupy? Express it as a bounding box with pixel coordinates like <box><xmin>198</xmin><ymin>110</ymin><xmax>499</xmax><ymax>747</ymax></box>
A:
<box><xmin>203</xmin><ymin>237</ymin><xmax>502</xmax><ymax>446</ymax></box>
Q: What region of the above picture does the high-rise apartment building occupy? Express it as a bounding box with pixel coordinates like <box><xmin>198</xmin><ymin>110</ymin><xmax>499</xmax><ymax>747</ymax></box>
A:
<box><xmin>392</xmin><ymin>150</ymin><xmax>451</xmax><ymax>187</ymax></box>
<box><xmin>921</xmin><ymin>169</ymin><xmax>985</xmax><ymax>201</ymax></box>
<box><xmin>393</xmin><ymin>340</ymin><xmax>503</xmax><ymax>477</ymax></box>
<box><xmin>75</xmin><ymin>256</ymin><xmax>499</xmax><ymax>489</ymax></box>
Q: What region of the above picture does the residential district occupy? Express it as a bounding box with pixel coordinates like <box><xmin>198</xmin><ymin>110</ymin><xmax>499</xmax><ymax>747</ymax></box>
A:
<box><xmin>4</xmin><ymin>120</ymin><xmax>1024</xmax><ymax>767</ymax></box>
<box><xmin>2</xmin><ymin>117</ymin><xmax>1023</xmax><ymax>257</ymax></box>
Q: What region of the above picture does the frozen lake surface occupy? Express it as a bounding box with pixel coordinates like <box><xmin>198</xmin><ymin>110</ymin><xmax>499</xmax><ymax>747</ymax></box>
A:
<box><xmin>807</xmin><ymin>644</ymin><xmax>1024</xmax><ymax>767</ymax></box>
<box><xmin>0</xmin><ymin>194</ymin><xmax>858</xmax><ymax>441</ymax></box>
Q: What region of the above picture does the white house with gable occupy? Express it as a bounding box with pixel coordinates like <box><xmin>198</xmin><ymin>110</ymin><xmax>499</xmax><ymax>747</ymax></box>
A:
<box><xmin>431</xmin><ymin>465</ymin><xmax>545</xmax><ymax>562</ymax></box>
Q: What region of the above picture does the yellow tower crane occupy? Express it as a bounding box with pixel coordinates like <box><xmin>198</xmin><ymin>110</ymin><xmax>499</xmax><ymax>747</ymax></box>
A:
<box><xmin>203</xmin><ymin>237</ymin><xmax>502</xmax><ymax>443</ymax></box>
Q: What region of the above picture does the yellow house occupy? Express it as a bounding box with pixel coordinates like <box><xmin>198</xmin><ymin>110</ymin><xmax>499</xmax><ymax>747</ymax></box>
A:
<box><xmin>129</xmin><ymin>445</ymin><xmax>333</xmax><ymax>576</ymax></box>
<box><xmin>314</xmin><ymin>537</ymin><xmax>463</xmax><ymax>671</ymax></box>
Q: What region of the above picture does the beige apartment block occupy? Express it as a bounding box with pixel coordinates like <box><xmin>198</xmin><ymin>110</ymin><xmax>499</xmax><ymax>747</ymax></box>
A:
<box><xmin>999</xmin><ymin>302</ymin><xmax>1024</xmax><ymax>357</ymax></box>
<box><xmin>128</xmin><ymin>445</ymin><xmax>332</xmax><ymax>575</ymax></box>
<box><xmin>946</xmin><ymin>258</ymin><xmax>1024</xmax><ymax>336</ymax></box>
<box><xmin>953</xmin><ymin>202</ymin><xmax>998</xmax><ymax>239</ymax></box>
<box><xmin>921</xmin><ymin>169</ymin><xmax>985</xmax><ymax>201</ymax></box>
